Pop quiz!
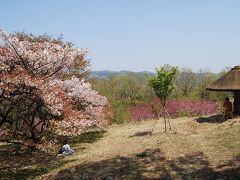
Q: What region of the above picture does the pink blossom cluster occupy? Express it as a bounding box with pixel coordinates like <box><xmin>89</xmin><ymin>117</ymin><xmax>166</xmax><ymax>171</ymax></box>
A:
<box><xmin>166</xmin><ymin>99</ymin><xmax>220</xmax><ymax>117</ymax></box>
<box><xmin>50</xmin><ymin>77</ymin><xmax>109</xmax><ymax>135</ymax></box>
<box><xmin>129</xmin><ymin>98</ymin><xmax>220</xmax><ymax>121</ymax></box>
<box><xmin>0</xmin><ymin>29</ymin><xmax>88</xmax><ymax>76</ymax></box>
<box><xmin>51</xmin><ymin>77</ymin><xmax>108</xmax><ymax>106</ymax></box>
<box><xmin>0</xmin><ymin>29</ymin><xmax>109</xmax><ymax>138</ymax></box>
<box><xmin>129</xmin><ymin>103</ymin><xmax>156</xmax><ymax>120</ymax></box>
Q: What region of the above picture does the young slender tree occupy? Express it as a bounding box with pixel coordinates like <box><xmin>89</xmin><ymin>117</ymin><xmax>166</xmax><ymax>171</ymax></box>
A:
<box><xmin>148</xmin><ymin>65</ymin><xmax>178</xmax><ymax>132</ymax></box>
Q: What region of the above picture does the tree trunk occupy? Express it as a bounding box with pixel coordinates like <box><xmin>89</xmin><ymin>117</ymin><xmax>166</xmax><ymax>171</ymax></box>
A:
<box><xmin>234</xmin><ymin>91</ymin><xmax>240</xmax><ymax>115</ymax></box>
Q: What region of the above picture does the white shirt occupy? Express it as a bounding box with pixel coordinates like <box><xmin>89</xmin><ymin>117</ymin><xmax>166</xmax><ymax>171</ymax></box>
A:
<box><xmin>62</xmin><ymin>144</ymin><xmax>74</xmax><ymax>154</ymax></box>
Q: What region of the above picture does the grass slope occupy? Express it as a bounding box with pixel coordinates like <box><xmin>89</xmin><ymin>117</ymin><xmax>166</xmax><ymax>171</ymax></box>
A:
<box><xmin>1</xmin><ymin>116</ymin><xmax>240</xmax><ymax>179</ymax></box>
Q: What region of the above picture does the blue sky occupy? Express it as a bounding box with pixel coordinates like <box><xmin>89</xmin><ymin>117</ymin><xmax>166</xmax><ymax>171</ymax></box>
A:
<box><xmin>1</xmin><ymin>0</ymin><xmax>240</xmax><ymax>72</ymax></box>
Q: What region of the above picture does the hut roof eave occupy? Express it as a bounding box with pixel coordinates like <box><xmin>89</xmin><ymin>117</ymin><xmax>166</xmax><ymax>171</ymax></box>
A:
<box><xmin>206</xmin><ymin>87</ymin><xmax>240</xmax><ymax>91</ymax></box>
<box><xmin>206</xmin><ymin>66</ymin><xmax>240</xmax><ymax>92</ymax></box>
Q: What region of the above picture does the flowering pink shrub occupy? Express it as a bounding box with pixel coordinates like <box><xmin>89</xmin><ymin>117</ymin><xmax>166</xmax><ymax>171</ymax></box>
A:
<box><xmin>128</xmin><ymin>103</ymin><xmax>155</xmax><ymax>120</ymax></box>
<box><xmin>129</xmin><ymin>98</ymin><xmax>221</xmax><ymax>121</ymax></box>
<box><xmin>167</xmin><ymin>99</ymin><xmax>221</xmax><ymax>117</ymax></box>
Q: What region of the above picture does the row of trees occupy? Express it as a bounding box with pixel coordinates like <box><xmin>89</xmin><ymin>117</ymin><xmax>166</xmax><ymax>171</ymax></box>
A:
<box><xmin>92</xmin><ymin>67</ymin><xmax>230</xmax><ymax>124</ymax></box>
<box><xmin>174</xmin><ymin>67</ymin><xmax>230</xmax><ymax>100</ymax></box>
<box><xmin>91</xmin><ymin>73</ymin><xmax>153</xmax><ymax>123</ymax></box>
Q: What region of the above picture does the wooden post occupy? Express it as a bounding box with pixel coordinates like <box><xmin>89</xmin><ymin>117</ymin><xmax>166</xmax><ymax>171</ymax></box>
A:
<box><xmin>150</xmin><ymin>102</ymin><xmax>172</xmax><ymax>133</ymax></box>
<box><xmin>234</xmin><ymin>91</ymin><xmax>240</xmax><ymax>115</ymax></box>
<box><xmin>164</xmin><ymin>107</ymin><xmax>172</xmax><ymax>130</ymax></box>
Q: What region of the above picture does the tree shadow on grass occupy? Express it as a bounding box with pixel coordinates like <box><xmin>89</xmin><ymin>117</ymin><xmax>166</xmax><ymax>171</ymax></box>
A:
<box><xmin>195</xmin><ymin>114</ymin><xmax>225</xmax><ymax>123</ymax></box>
<box><xmin>0</xmin><ymin>130</ymin><xmax>106</xmax><ymax>179</ymax></box>
<box><xmin>0</xmin><ymin>143</ymin><xmax>75</xmax><ymax>179</ymax></box>
<box><xmin>50</xmin><ymin>149</ymin><xmax>240</xmax><ymax>179</ymax></box>
<box><xmin>129</xmin><ymin>131</ymin><xmax>152</xmax><ymax>137</ymax></box>
<box><xmin>70</xmin><ymin>130</ymin><xmax>106</xmax><ymax>144</ymax></box>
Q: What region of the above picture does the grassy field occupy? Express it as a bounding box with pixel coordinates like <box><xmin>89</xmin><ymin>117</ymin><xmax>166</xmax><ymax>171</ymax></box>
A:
<box><xmin>1</xmin><ymin>116</ymin><xmax>240</xmax><ymax>179</ymax></box>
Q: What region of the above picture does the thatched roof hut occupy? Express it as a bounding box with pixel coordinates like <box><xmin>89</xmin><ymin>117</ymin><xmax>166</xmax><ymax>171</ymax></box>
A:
<box><xmin>206</xmin><ymin>66</ymin><xmax>240</xmax><ymax>114</ymax></box>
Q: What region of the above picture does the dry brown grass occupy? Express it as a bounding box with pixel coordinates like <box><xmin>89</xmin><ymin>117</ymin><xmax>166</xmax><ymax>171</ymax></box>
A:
<box><xmin>1</xmin><ymin>116</ymin><xmax>240</xmax><ymax>179</ymax></box>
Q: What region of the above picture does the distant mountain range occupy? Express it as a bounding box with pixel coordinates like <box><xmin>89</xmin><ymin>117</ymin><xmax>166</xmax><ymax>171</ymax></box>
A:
<box><xmin>90</xmin><ymin>70</ymin><xmax>221</xmax><ymax>79</ymax></box>
<box><xmin>90</xmin><ymin>70</ymin><xmax>155</xmax><ymax>78</ymax></box>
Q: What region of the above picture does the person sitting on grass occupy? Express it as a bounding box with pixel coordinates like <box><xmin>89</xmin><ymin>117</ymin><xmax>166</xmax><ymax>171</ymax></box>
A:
<box><xmin>58</xmin><ymin>139</ymin><xmax>74</xmax><ymax>156</ymax></box>
<box><xmin>223</xmin><ymin>97</ymin><xmax>234</xmax><ymax>120</ymax></box>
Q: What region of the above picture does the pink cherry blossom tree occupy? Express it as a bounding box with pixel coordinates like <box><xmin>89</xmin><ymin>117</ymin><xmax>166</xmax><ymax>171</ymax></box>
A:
<box><xmin>0</xmin><ymin>29</ymin><xmax>110</xmax><ymax>148</ymax></box>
